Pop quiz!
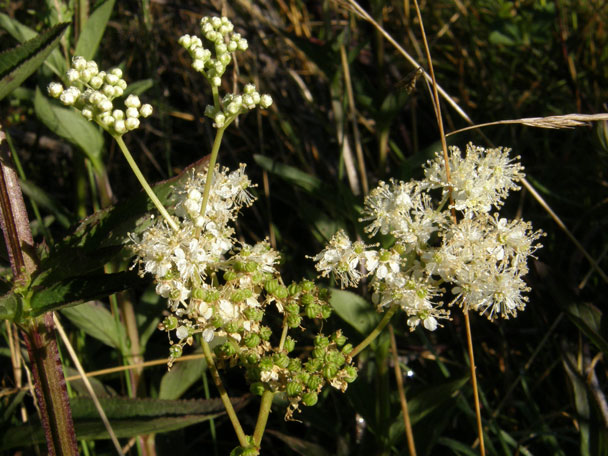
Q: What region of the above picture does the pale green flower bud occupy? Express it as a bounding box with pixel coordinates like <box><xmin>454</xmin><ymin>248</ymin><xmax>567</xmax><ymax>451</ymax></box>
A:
<box><xmin>140</xmin><ymin>104</ymin><xmax>153</xmax><ymax>117</ymax></box>
<box><xmin>238</xmin><ymin>38</ymin><xmax>248</xmax><ymax>51</ymax></box>
<box><xmin>260</xmin><ymin>94</ymin><xmax>273</xmax><ymax>109</ymax></box>
<box><xmin>219</xmin><ymin>53</ymin><xmax>231</xmax><ymax>66</ymax></box>
<box><xmin>72</xmin><ymin>56</ymin><xmax>87</xmax><ymax>70</ymax></box>
<box><xmin>244</xmin><ymin>83</ymin><xmax>256</xmax><ymax>94</ymax></box>
<box><xmin>105</xmin><ymin>73</ymin><xmax>119</xmax><ymax>85</ymax></box>
<box><xmin>117</xmin><ymin>79</ymin><xmax>127</xmax><ymax>90</ymax></box>
<box><xmin>59</xmin><ymin>90</ymin><xmax>76</xmax><ymax>105</ymax></box>
<box><xmin>67</xmin><ymin>69</ymin><xmax>80</xmax><ymax>83</ymax></box>
<box><xmin>211</xmin><ymin>16</ymin><xmax>222</xmax><ymax>28</ymax></box>
<box><xmin>100</xmin><ymin>115</ymin><xmax>114</xmax><ymax>127</ymax></box>
<box><xmin>192</xmin><ymin>60</ymin><xmax>205</xmax><ymax>72</ymax></box>
<box><xmin>86</xmin><ymin>60</ymin><xmax>98</xmax><ymax>72</ymax></box>
<box><xmin>125</xmin><ymin>94</ymin><xmax>141</xmax><ymax>108</ymax></box>
<box><xmin>126</xmin><ymin>107</ymin><xmax>139</xmax><ymax>118</ymax></box>
<box><xmin>114</xmin><ymin>119</ymin><xmax>126</xmax><ymax>134</ymax></box>
<box><xmin>211</xmin><ymin>76</ymin><xmax>221</xmax><ymax>87</ymax></box>
<box><xmin>90</xmin><ymin>76</ymin><xmax>103</xmax><ymax>89</ymax></box>
<box><xmin>201</xmin><ymin>22</ymin><xmax>213</xmax><ymax>34</ymax></box>
<box><xmin>113</xmin><ymin>86</ymin><xmax>124</xmax><ymax>97</ymax></box>
<box><xmin>112</xmin><ymin>109</ymin><xmax>125</xmax><ymax>120</ymax></box>
<box><xmin>126</xmin><ymin>117</ymin><xmax>140</xmax><ymax>130</ymax></box>
<box><xmin>216</xmin><ymin>43</ymin><xmax>227</xmax><ymax>55</ymax></box>
<box><xmin>193</xmin><ymin>47</ymin><xmax>207</xmax><ymax>60</ymax></box>
<box><xmin>81</xmin><ymin>108</ymin><xmax>93</xmax><ymax>120</ymax></box>
<box><xmin>204</xmin><ymin>105</ymin><xmax>217</xmax><ymax>118</ymax></box>
<box><xmin>214</xmin><ymin>113</ymin><xmax>226</xmax><ymax>127</ymax></box>
<box><xmin>102</xmin><ymin>85</ymin><xmax>114</xmax><ymax>97</ymax></box>
<box><xmin>213</xmin><ymin>61</ymin><xmax>225</xmax><ymax>74</ymax></box>
<box><xmin>227</xmin><ymin>41</ymin><xmax>238</xmax><ymax>52</ymax></box>
<box><xmin>47</xmin><ymin>82</ymin><xmax>63</xmax><ymax>98</ymax></box>
<box><xmin>110</xmin><ymin>68</ymin><xmax>123</xmax><ymax>78</ymax></box>
<box><xmin>80</xmin><ymin>69</ymin><xmax>92</xmax><ymax>83</ymax></box>
<box><xmin>252</xmin><ymin>92</ymin><xmax>261</xmax><ymax>104</ymax></box>
<box><xmin>243</xmin><ymin>94</ymin><xmax>254</xmax><ymax>108</ymax></box>
<box><xmin>178</xmin><ymin>34</ymin><xmax>192</xmax><ymax>48</ymax></box>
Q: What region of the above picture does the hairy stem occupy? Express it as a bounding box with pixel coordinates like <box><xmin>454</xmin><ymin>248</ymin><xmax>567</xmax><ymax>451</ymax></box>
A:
<box><xmin>201</xmin><ymin>340</ymin><xmax>248</xmax><ymax>447</ymax></box>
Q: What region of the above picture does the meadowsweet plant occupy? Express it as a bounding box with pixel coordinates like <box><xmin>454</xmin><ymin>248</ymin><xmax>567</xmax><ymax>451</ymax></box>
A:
<box><xmin>314</xmin><ymin>143</ymin><xmax>544</xmax><ymax>329</ymax></box>
<box><xmin>119</xmin><ymin>16</ymin><xmax>355</xmax><ymax>454</ymax></box>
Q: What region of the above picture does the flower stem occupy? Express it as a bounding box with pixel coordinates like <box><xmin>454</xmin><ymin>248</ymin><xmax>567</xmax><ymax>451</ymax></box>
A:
<box><xmin>201</xmin><ymin>340</ymin><xmax>249</xmax><ymax>448</ymax></box>
<box><xmin>253</xmin><ymin>390</ymin><xmax>274</xmax><ymax>448</ymax></box>
<box><xmin>199</xmin><ymin>126</ymin><xmax>226</xmax><ymax>217</ymax></box>
<box><xmin>348</xmin><ymin>304</ymin><xmax>400</xmax><ymax>359</ymax></box>
<box><xmin>113</xmin><ymin>135</ymin><xmax>179</xmax><ymax>232</ymax></box>
<box><xmin>464</xmin><ymin>310</ymin><xmax>485</xmax><ymax>456</ymax></box>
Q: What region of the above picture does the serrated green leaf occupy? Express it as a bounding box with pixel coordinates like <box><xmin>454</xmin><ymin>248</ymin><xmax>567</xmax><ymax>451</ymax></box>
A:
<box><xmin>74</xmin><ymin>0</ymin><xmax>116</xmax><ymax>60</ymax></box>
<box><xmin>159</xmin><ymin>351</ymin><xmax>207</xmax><ymax>400</ymax></box>
<box><xmin>0</xmin><ymin>13</ymin><xmax>68</xmax><ymax>77</ymax></box>
<box><xmin>29</xmin><ymin>270</ymin><xmax>139</xmax><ymax>316</ymax></box>
<box><xmin>0</xmin><ymin>396</ymin><xmax>248</xmax><ymax>449</ymax></box>
<box><xmin>329</xmin><ymin>289</ymin><xmax>379</xmax><ymax>335</ymax></box>
<box><xmin>34</xmin><ymin>87</ymin><xmax>105</xmax><ymax>169</ymax></box>
<box><xmin>0</xmin><ymin>22</ymin><xmax>69</xmax><ymax>100</ymax></box>
<box><xmin>60</xmin><ymin>301</ymin><xmax>127</xmax><ymax>349</ymax></box>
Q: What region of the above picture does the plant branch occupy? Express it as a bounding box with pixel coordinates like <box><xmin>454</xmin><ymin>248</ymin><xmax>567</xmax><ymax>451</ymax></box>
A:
<box><xmin>114</xmin><ymin>135</ymin><xmax>179</xmax><ymax>232</ymax></box>
<box><xmin>348</xmin><ymin>304</ymin><xmax>399</xmax><ymax>359</ymax></box>
<box><xmin>201</xmin><ymin>339</ymin><xmax>248</xmax><ymax>447</ymax></box>
<box><xmin>200</xmin><ymin>126</ymin><xmax>226</xmax><ymax>217</ymax></box>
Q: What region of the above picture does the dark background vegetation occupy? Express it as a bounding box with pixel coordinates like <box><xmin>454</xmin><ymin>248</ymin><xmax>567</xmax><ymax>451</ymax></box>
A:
<box><xmin>1</xmin><ymin>0</ymin><xmax>607</xmax><ymax>454</ymax></box>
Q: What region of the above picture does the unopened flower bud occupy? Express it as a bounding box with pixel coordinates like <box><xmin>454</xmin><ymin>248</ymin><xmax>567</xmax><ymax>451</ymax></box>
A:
<box><xmin>114</xmin><ymin>119</ymin><xmax>126</xmax><ymax>134</ymax></box>
<box><xmin>140</xmin><ymin>104</ymin><xmax>153</xmax><ymax>117</ymax></box>
<box><xmin>47</xmin><ymin>82</ymin><xmax>63</xmax><ymax>98</ymax></box>
<box><xmin>125</xmin><ymin>117</ymin><xmax>140</xmax><ymax>130</ymax></box>
<box><xmin>260</xmin><ymin>94</ymin><xmax>273</xmax><ymax>108</ymax></box>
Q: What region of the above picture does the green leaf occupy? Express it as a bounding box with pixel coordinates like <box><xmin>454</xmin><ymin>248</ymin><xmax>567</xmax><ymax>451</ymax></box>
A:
<box><xmin>159</xmin><ymin>350</ymin><xmax>207</xmax><ymax>400</ymax></box>
<box><xmin>19</xmin><ymin>178</ymin><xmax>73</xmax><ymax>228</ymax></box>
<box><xmin>74</xmin><ymin>0</ymin><xmax>116</xmax><ymax>60</ymax></box>
<box><xmin>0</xmin><ymin>292</ymin><xmax>20</xmax><ymax>322</ymax></box>
<box><xmin>566</xmin><ymin>301</ymin><xmax>608</xmax><ymax>355</ymax></box>
<box><xmin>29</xmin><ymin>270</ymin><xmax>139</xmax><ymax>316</ymax></box>
<box><xmin>34</xmin><ymin>87</ymin><xmax>105</xmax><ymax>169</ymax></box>
<box><xmin>406</xmin><ymin>377</ymin><xmax>469</xmax><ymax>424</ymax></box>
<box><xmin>254</xmin><ymin>154</ymin><xmax>322</xmax><ymax>193</ymax></box>
<box><xmin>60</xmin><ymin>301</ymin><xmax>127</xmax><ymax>349</ymax></box>
<box><xmin>0</xmin><ymin>22</ymin><xmax>69</xmax><ymax>101</ymax></box>
<box><xmin>329</xmin><ymin>289</ymin><xmax>379</xmax><ymax>335</ymax></box>
<box><xmin>0</xmin><ymin>397</ymin><xmax>248</xmax><ymax>449</ymax></box>
<box><xmin>0</xmin><ymin>13</ymin><xmax>68</xmax><ymax>77</ymax></box>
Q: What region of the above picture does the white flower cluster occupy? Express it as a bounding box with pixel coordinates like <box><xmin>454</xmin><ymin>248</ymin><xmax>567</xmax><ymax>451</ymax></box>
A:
<box><xmin>179</xmin><ymin>16</ymin><xmax>272</xmax><ymax>128</ymax></box>
<box><xmin>131</xmin><ymin>164</ymin><xmax>281</xmax><ymax>364</ymax></box>
<box><xmin>179</xmin><ymin>16</ymin><xmax>248</xmax><ymax>86</ymax></box>
<box><xmin>313</xmin><ymin>143</ymin><xmax>543</xmax><ymax>330</ymax></box>
<box><xmin>47</xmin><ymin>56</ymin><xmax>152</xmax><ymax>136</ymax></box>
